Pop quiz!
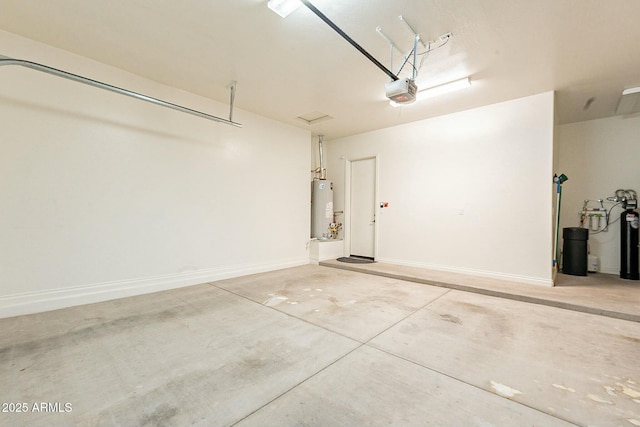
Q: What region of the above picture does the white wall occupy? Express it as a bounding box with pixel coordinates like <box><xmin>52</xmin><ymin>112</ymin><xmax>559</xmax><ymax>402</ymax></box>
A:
<box><xmin>0</xmin><ymin>31</ymin><xmax>311</xmax><ymax>317</ymax></box>
<box><xmin>556</xmin><ymin>115</ymin><xmax>640</xmax><ymax>274</ymax></box>
<box><xmin>326</xmin><ymin>92</ymin><xmax>556</xmax><ymax>286</ymax></box>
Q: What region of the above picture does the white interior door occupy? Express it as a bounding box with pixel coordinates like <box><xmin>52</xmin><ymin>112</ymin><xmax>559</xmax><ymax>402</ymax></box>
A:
<box><xmin>350</xmin><ymin>158</ymin><xmax>376</xmax><ymax>258</ymax></box>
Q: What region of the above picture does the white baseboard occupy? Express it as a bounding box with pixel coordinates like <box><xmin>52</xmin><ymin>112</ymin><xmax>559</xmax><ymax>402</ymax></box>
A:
<box><xmin>376</xmin><ymin>257</ymin><xmax>554</xmax><ymax>287</ymax></box>
<box><xmin>0</xmin><ymin>257</ymin><xmax>309</xmax><ymax>319</ymax></box>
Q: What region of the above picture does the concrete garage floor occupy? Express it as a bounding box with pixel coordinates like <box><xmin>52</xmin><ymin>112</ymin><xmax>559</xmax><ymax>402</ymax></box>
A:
<box><xmin>321</xmin><ymin>259</ymin><xmax>640</xmax><ymax>322</ymax></box>
<box><xmin>1</xmin><ymin>265</ymin><xmax>639</xmax><ymax>426</ymax></box>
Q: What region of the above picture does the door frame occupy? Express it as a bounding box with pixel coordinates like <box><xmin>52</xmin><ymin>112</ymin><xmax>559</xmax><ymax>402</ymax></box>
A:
<box><xmin>343</xmin><ymin>154</ymin><xmax>380</xmax><ymax>260</ymax></box>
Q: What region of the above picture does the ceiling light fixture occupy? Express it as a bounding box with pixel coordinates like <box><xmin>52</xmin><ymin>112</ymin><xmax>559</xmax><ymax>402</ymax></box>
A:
<box><xmin>418</xmin><ymin>77</ymin><xmax>471</xmax><ymax>99</ymax></box>
<box><xmin>267</xmin><ymin>0</ymin><xmax>301</xmax><ymax>18</ymax></box>
<box><xmin>390</xmin><ymin>77</ymin><xmax>471</xmax><ymax>107</ymax></box>
<box><xmin>616</xmin><ymin>86</ymin><xmax>640</xmax><ymax>115</ymax></box>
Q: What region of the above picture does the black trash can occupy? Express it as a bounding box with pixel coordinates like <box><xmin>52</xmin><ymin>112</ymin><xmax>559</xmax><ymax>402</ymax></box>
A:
<box><xmin>562</xmin><ymin>227</ymin><xmax>589</xmax><ymax>276</ymax></box>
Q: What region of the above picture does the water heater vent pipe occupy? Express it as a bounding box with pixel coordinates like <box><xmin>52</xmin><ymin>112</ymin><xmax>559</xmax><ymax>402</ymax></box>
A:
<box><xmin>318</xmin><ymin>134</ymin><xmax>326</xmax><ymax>180</ymax></box>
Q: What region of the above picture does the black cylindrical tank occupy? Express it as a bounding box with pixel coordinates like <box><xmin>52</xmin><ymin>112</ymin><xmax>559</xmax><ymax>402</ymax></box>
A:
<box><xmin>562</xmin><ymin>227</ymin><xmax>589</xmax><ymax>276</ymax></box>
<box><xmin>620</xmin><ymin>209</ymin><xmax>639</xmax><ymax>280</ymax></box>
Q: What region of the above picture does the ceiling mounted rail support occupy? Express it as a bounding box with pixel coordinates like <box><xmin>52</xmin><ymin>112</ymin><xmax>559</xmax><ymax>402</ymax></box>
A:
<box><xmin>378</xmin><ymin>16</ymin><xmax>424</xmax><ymax>80</ymax></box>
<box><xmin>300</xmin><ymin>0</ymin><xmax>399</xmax><ymax>81</ymax></box>
<box><xmin>0</xmin><ymin>55</ymin><xmax>242</xmax><ymax>128</ymax></box>
<box><xmin>376</xmin><ymin>26</ymin><xmax>406</xmax><ymax>73</ymax></box>
<box><xmin>398</xmin><ymin>16</ymin><xmax>426</xmax><ymax>50</ymax></box>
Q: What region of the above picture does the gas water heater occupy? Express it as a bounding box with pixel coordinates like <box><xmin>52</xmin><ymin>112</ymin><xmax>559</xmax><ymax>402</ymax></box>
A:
<box><xmin>311</xmin><ymin>180</ymin><xmax>333</xmax><ymax>239</ymax></box>
<box><xmin>310</xmin><ymin>135</ymin><xmax>334</xmax><ymax>239</ymax></box>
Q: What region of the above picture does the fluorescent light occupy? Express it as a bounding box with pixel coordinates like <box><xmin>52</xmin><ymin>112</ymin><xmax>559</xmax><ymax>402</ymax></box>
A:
<box><xmin>268</xmin><ymin>0</ymin><xmax>302</xmax><ymax>18</ymax></box>
<box><xmin>389</xmin><ymin>77</ymin><xmax>471</xmax><ymax>107</ymax></box>
<box><xmin>417</xmin><ymin>77</ymin><xmax>471</xmax><ymax>100</ymax></box>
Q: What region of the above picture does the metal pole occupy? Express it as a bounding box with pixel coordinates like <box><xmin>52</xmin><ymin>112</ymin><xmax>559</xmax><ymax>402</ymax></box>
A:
<box><xmin>229</xmin><ymin>81</ymin><xmax>236</xmax><ymax>123</ymax></box>
<box><xmin>0</xmin><ymin>56</ymin><xmax>242</xmax><ymax>128</ymax></box>
<box><xmin>412</xmin><ymin>35</ymin><xmax>418</xmax><ymax>80</ymax></box>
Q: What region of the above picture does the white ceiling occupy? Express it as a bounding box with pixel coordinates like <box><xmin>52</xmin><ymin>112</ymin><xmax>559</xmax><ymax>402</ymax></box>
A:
<box><xmin>1</xmin><ymin>0</ymin><xmax>639</xmax><ymax>139</ymax></box>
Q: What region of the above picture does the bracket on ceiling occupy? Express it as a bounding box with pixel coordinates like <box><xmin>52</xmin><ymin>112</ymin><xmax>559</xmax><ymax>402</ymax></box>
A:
<box><xmin>376</xmin><ymin>17</ymin><xmax>452</xmax><ymax>81</ymax></box>
<box><xmin>228</xmin><ymin>80</ymin><xmax>237</xmax><ymax>123</ymax></box>
<box><xmin>376</xmin><ymin>16</ymin><xmax>422</xmax><ymax>81</ymax></box>
<box><xmin>0</xmin><ymin>55</ymin><xmax>243</xmax><ymax>127</ymax></box>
